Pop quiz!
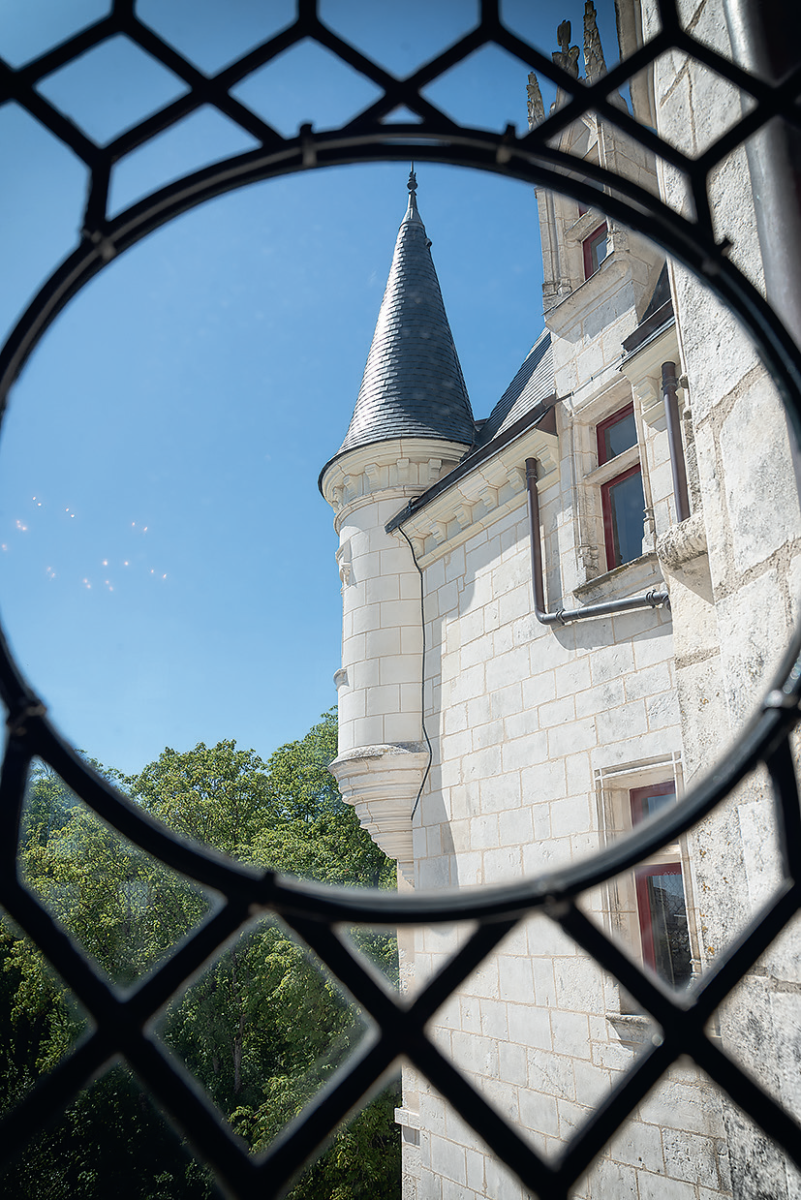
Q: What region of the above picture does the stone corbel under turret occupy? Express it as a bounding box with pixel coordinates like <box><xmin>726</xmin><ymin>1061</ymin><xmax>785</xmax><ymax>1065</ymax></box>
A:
<box><xmin>328</xmin><ymin>743</ymin><xmax>429</xmax><ymax>885</ymax></box>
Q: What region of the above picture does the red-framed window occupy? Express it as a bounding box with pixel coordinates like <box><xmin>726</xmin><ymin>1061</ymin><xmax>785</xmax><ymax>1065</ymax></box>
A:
<box><xmin>597</xmin><ymin>403</ymin><xmax>636</xmax><ymax>465</ymax></box>
<box><xmin>630</xmin><ymin>783</ymin><xmax>692</xmax><ymax>988</ymax></box>
<box><xmin>583</xmin><ymin>222</ymin><xmax>608</xmax><ymax>278</ymax></box>
<box><xmin>630</xmin><ymin>781</ymin><xmax>676</xmax><ymax>824</ymax></box>
<box><xmin>597</xmin><ymin>404</ymin><xmax>646</xmax><ymax>569</ymax></box>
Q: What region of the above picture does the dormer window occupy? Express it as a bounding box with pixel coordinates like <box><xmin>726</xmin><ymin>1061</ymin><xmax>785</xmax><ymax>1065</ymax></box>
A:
<box><xmin>597</xmin><ymin>403</ymin><xmax>646</xmax><ymax>569</ymax></box>
<box><xmin>583</xmin><ymin>222</ymin><xmax>609</xmax><ymax>278</ymax></box>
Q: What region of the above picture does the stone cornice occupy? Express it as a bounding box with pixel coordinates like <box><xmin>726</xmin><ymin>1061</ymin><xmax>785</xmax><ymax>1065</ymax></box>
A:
<box><xmin>394</xmin><ymin>423</ymin><xmax>560</xmax><ymax>567</ymax></box>
<box><xmin>620</xmin><ymin>321</ymin><xmax>681</xmax><ymax>426</ymax></box>
<box><xmin>545</xmin><ymin>252</ymin><xmax>630</xmax><ymax>337</ymax></box>
<box><xmin>320</xmin><ymin>437</ymin><xmax>467</xmax><ymax>532</ymax></box>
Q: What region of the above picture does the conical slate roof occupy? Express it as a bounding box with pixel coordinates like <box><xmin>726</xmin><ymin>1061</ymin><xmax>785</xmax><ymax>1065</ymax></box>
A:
<box><xmin>324</xmin><ymin>173</ymin><xmax>475</xmax><ymax>471</ymax></box>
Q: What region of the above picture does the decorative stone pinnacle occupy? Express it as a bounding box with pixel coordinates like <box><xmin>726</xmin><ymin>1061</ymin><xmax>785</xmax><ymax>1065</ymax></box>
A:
<box><xmin>584</xmin><ymin>0</ymin><xmax>607</xmax><ymax>84</ymax></box>
<box><xmin>553</xmin><ymin>18</ymin><xmax>580</xmax><ymax>78</ymax></box>
<box><xmin>527</xmin><ymin>71</ymin><xmax>545</xmax><ymax>129</ymax></box>
<box><xmin>408</xmin><ymin>166</ymin><xmax>417</xmax><ymax>194</ymax></box>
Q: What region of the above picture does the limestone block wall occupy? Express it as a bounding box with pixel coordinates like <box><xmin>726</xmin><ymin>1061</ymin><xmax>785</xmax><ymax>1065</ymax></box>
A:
<box><xmin>395</xmin><ymin>426</ymin><xmax>730</xmax><ymax>1196</ymax></box>
<box><xmin>335</xmin><ymin>487</ymin><xmax>422</xmax><ymax>753</ymax></box>
<box><xmin>391</xmin><ymin>213</ymin><xmax>710</xmax><ymax>1187</ymax></box>
<box><xmin>630</xmin><ymin>1</ymin><xmax>801</xmax><ymax>1196</ymax></box>
<box><xmin>415</xmin><ymin>495</ymin><xmax>679</xmax><ymax>887</ymax></box>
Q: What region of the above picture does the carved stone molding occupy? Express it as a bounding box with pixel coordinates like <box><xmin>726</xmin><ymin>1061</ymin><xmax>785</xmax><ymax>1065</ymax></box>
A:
<box><xmin>620</xmin><ymin>321</ymin><xmax>681</xmax><ymax>428</ymax></box>
<box><xmin>656</xmin><ymin>510</ymin><xmax>708</xmax><ymax>569</ymax></box>
<box><xmin>335</xmin><ymin>541</ymin><xmax>351</xmax><ymax>587</ymax></box>
<box><xmin>320</xmin><ymin>437</ymin><xmax>467</xmax><ymax>526</ymax></box>
<box><xmin>396</xmin><ymin>423</ymin><xmax>560</xmax><ymax>566</ymax></box>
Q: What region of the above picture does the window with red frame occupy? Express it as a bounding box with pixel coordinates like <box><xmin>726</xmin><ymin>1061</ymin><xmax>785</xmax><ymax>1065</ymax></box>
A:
<box><xmin>583</xmin><ymin>222</ymin><xmax>608</xmax><ymax>278</ymax></box>
<box><xmin>597</xmin><ymin>403</ymin><xmax>646</xmax><ymax>569</ymax></box>
<box><xmin>630</xmin><ymin>782</ymin><xmax>692</xmax><ymax>988</ymax></box>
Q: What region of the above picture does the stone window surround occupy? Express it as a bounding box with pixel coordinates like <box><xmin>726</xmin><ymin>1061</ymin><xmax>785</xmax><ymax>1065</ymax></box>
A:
<box><xmin>582</xmin><ymin>220</ymin><xmax>610</xmax><ymax>279</ymax></box>
<box><xmin>593</xmin><ymin>753</ymin><xmax>702</xmax><ymax>1025</ymax></box>
<box><xmin>596</xmin><ymin>401</ymin><xmax>646</xmax><ymax>570</ymax></box>
<box><xmin>568</xmin><ymin>379</ymin><xmax>658</xmax><ymax>586</ymax></box>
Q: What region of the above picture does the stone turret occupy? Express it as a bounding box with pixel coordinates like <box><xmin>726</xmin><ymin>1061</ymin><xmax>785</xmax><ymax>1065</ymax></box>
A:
<box><xmin>319</xmin><ymin>172</ymin><xmax>474</xmax><ymax>882</ymax></box>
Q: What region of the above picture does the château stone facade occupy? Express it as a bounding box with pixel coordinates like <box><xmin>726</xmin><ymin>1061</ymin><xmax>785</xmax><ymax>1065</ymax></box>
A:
<box><xmin>320</xmin><ymin>2</ymin><xmax>801</xmax><ymax>1196</ymax></box>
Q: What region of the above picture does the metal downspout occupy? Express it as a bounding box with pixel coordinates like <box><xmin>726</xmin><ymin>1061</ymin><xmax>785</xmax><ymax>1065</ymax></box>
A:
<box><xmin>722</xmin><ymin>0</ymin><xmax>801</xmax><ymax>356</ymax></box>
<box><xmin>662</xmin><ymin>361</ymin><xmax>691</xmax><ymax>524</ymax></box>
<box><xmin>525</xmin><ymin>458</ymin><xmax>669</xmax><ymax>626</ymax></box>
<box><xmin>722</xmin><ymin>0</ymin><xmax>801</xmax><ymax>486</ymax></box>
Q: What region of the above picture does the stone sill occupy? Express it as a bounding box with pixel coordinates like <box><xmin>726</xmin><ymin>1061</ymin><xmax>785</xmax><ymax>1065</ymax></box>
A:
<box><xmin>573</xmin><ymin>552</ymin><xmax>665</xmax><ymax>604</ymax></box>
<box><xmin>395</xmin><ymin>1107</ymin><xmax>421</xmax><ymax>1130</ymax></box>
<box><xmin>606</xmin><ymin>1011</ymin><xmax>652</xmax><ymax>1045</ymax></box>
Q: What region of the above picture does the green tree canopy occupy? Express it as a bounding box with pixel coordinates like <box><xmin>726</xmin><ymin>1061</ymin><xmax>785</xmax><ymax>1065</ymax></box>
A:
<box><xmin>1</xmin><ymin>711</ymin><xmax>400</xmax><ymax>1199</ymax></box>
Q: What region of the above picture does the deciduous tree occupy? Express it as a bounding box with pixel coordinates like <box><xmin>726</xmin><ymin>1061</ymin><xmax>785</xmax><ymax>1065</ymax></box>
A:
<box><xmin>0</xmin><ymin>712</ymin><xmax>400</xmax><ymax>1197</ymax></box>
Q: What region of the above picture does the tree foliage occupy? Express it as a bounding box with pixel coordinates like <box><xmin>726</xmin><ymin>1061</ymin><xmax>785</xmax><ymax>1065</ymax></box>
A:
<box><xmin>0</xmin><ymin>712</ymin><xmax>400</xmax><ymax>1198</ymax></box>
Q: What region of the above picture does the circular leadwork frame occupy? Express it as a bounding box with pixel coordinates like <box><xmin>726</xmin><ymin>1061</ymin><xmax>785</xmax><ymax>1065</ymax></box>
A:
<box><xmin>2</xmin><ymin>2</ymin><xmax>801</xmax><ymax>1197</ymax></box>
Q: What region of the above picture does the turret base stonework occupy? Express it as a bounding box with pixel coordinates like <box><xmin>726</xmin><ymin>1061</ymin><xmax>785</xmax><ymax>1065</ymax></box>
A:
<box><xmin>328</xmin><ymin>743</ymin><xmax>428</xmax><ymax>883</ymax></box>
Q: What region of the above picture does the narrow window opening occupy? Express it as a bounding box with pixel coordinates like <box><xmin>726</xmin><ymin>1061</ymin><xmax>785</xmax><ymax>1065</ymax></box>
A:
<box><xmin>597</xmin><ymin>404</ymin><xmax>646</xmax><ymax>569</ymax></box>
<box><xmin>582</xmin><ymin>222</ymin><xmax>608</xmax><ymax>278</ymax></box>
<box><xmin>630</xmin><ymin>782</ymin><xmax>692</xmax><ymax>989</ymax></box>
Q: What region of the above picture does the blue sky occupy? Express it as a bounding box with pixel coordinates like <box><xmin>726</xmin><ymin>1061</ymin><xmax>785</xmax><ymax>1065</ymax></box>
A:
<box><xmin>0</xmin><ymin>1</ymin><xmax>622</xmax><ymax>773</ymax></box>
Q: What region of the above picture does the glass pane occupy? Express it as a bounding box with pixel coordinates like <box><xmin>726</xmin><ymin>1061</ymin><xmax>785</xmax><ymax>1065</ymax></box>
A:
<box><xmin>590</xmin><ymin>227</ymin><xmax>609</xmax><ymax>270</ymax></box>
<box><xmin>631</xmin><ymin>785</ymin><xmax>677</xmax><ymax>825</ymax></box>
<box><xmin>642</xmin><ymin>789</ymin><xmax>675</xmax><ymax>819</ymax></box>
<box><xmin>602</xmin><ymin>408</ymin><xmax>637</xmax><ymax>460</ymax></box>
<box><xmin>642</xmin><ymin>869</ymin><xmax>692</xmax><ymax>988</ymax></box>
<box><xmin>608</xmin><ymin>469</ymin><xmax>645</xmax><ymax>565</ymax></box>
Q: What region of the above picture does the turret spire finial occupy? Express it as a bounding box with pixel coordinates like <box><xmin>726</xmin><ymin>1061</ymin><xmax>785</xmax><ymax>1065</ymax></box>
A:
<box><xmin>406</xmin><ymin>164</ymin><xmax>419</xmax><ymax>218</ymax></box>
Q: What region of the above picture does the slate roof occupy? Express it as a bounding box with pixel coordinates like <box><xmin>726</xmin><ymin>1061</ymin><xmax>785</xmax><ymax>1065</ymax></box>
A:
<box><xmin>475</xmin><ymin>329</ymin><xmax>554</xmax><ymax>447</ymax></box>
<box><xmin>323</xmin><ymin>175</ymin><xmax>475</xmax><ymax>473</ymax></box>
<box><xmin>622</xmin><ymin>263</ymin><xmax>675</xmax><ymax>356</ymax></box>
<box><xmin>641</xmin><ymin>262</ymin><xmax>671</xmax><ymax>322</ymax></box>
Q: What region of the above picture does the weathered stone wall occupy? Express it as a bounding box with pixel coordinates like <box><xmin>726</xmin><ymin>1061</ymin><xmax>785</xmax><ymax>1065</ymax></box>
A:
<box><xmin>324</xmin><ymin>5</ymin><xmax>801</xmax><ymax>1194</ymax></box>
<box><xmin>395</xmin><ymin>178</ymin><xmax>724</xmax><ymax>1190</ymax></box>
<box><xmin>398</xmin><ymin>453</ymin><xmax>737</xmax><ymax>1195</ymax></box>
<box><xmin>637</xmin><ymin>1</ymin><xmax>801</xmax><ymax>1196</ymax></box>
